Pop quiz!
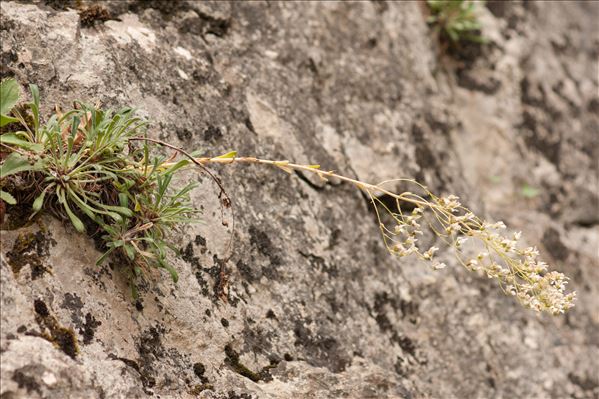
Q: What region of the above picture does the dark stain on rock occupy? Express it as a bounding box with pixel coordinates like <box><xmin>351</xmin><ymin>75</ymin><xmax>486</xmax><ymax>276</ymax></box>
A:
<box><xmin>249</xmin><ymin>226</ymin><xmax>279</xmax><ymax>263</ymax></box>
<box><xmin>60</xmin><ymin>293</ymin><xmax>101</xmax><ymax>345</ymax></box>
<box><xmin>11</xmin><ymin>366</ymin><xmax>41</xmax><ymax>395</ymax></box>
<box><xmin>7</xmin><ymin>231</ymin><xmax>55</xmax><ymax>279</ymax></box>
<box><xmin>456</xmin><ymin>69</ymin><xmax>501</xmax><ymax>94</ymax></box>
<box><xmin>241</xmin><ymin>321</ymin><xmax>275</xmax><ymax>357</ymax></box>
<box><xmin>203</xmin><ymin>125</ymin><xmax>223</xmax><ymax>141</ymax></box>
<box><xmin>226</xmin><ymin>391</ymin><xmax>254</xmax><ymax>399</ymax></box>
<box><xmin>195</xmin><ymin>234</ymin><xmax>207</xmax><ymax>247</ymax></box>
<box><xmin>189</xmin><ymin>383</ymin><xmax>214</xmax><ymax>395</ymax></box>
<box><xmin>568</xmin><ymin>372</ymin><xmax>599</xmax><ymax>392</ymax></box>
<box><xmin>411</xmin><ymin>123</ymin><xmax>440</xmax><ymax>181</ymax></box>
<box><xmin>293</xmin><ymin>320</ymin><xmax>350</xmax><ymax>373</ymax></box>
<box><xmin>79</xmin><ymin>4</ymin><xmax>112</xmax><ymax>27</ymax></box>
<box><xmin>371</xmin><ymin>291</ymin><xmax>420</xmax><ymax>328</ymax></box>
<box><xmin>181</xmin><ymin>242</ymin><xmax>200</xmax><ymax>267</ymax></box>
<box><xmin>265</xmin><ymin>309</ymin><xmax>277</xmax><ymax>320</ymax></box>
<box><xmin>139</xmin><ymin>326</ymin><xmax>165</xmax><ymax>360</ymax></box>
<box><xmin>249</xmin><ymin>225</ymin><xmax>282</xmax><ymax>280</ymax></box>
<box><xmin>221</xmin><ymin>318</ymin><xmax>229</xmax><ymax>328</ymax></box>
<box><xmin>108</xmin><ymin>353</ymin><xmax>149</xmax><ymax>388</ymax></box>
<box><xmin>181</xmin><ymin>241</ymin><xmax>211</xmax><ymax>297</ymax></box>
<box><xmin>184</xmin><ymin>245</ymin><xmax>229</xmax><ymax>302</ymax></box>
<box><xmin>62</xmin><ymin>292</ymin><xmax>84</xmax><ymax>326</ymax></box>
<box><xmin>300</xmin><ymin>251</ymin><xmax>338</xmax><ymax>278</ymax></box>
<box><xmin>196</xmin><ymin>9</ymin><xmax>230</xmax><ymax>37</ymax></box>
<box><xmin>236</xmin><ymin>259</ymin><xmax>257</xmax><ymax>283</ymax></box>
<box><xmin>224</xmin><ymin>345</ymin><xmax>261</xmax><ymax>383</ymax></box>
<box><xmin>542</xmin><ymin>227</ymin><xmax>569</xmax><ymax>261</ymax></box>
<box><xmin>399</xmin><ymin>298</ymin><xmax>420</xmax><ymax>324</ymax></box>
<box><xmin>43</xmin><ymin>0</ymin><xmax>77</xmax><ymax>11</ymax></box>
<box><xmin>34</xmin><ymin>299</ymin><xmax>50</xmax><ymax>318</ymax></box>
<box><xmin>135</xmin><ymin>325</ymin><xmax>166</xmax><ymax>389</ymax></box>
<box><xmin>52</xmin><ymin>327</ymin><xmax>79</xmax><ymax>359</ymax></box>
<box><xmin>1</xmin><ymin>202</ymin><xmax>32</xmax><ymax>230</ymax></box>
<box><xmin>445</xmin><ymin>37</ymin><xmax>485</xmax><ymax>64</ymax></box>
<box><xmin>391</xmin><ymin>332</ymin><xmax>417</xmax><ymax>358</ymax></box>
<box><xmin>128</xmin><ymin>0</ymin><xmax>186</xmax><ymax>15</ymax></box>
<box><xmin>176</xmin><ymin>127</ymin><xmax>192</xmax><ymax>141</ymax></box>
<box><xmin>33</xmin><ymin>299</ymin><xmax>79</xmax><ymax>359</ymax></box>
<box><xmin>394</xmin><ymin>356</ymin><xmax>406</xmax><ymax>376</ymax></box>
<box><xmin>81</xmin><ymin>313</ymin><xmax>102</xmax><ymax>345</ymax></box>
<box><xmin>372</xmin><ymin>291</ymin><xmax>397</xmax><ymax>332</ymax></box>
<box><xmin>519</xmin><ymin>77</ymin><xmax>563</xmax><ymax>165</ymax></box>
<box><xmin>209</xmin><ymin>255</ymin><xmax>233</xmax><ymax>304</ymax></box>
<box><xmin>192</xmin><ymin>362</ymin><xmax>209</xmax><ymax>384</ymax></box>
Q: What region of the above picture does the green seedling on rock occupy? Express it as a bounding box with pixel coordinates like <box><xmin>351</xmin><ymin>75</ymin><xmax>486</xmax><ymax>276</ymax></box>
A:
<box><xmin>427</xmin><ymin>0</ymin><xmax>488</xmax><ymax>44</ymax></box>
<box><xmin>0</xmin><ymin>79</ymin><xmax>576</xmax><ymax>314</ymax></box>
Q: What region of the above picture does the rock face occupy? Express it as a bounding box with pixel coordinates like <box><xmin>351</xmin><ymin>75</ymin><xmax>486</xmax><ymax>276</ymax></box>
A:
<box><xmin>1</xmin><ymin>1</ymin><xmax>598</xmax><ymax>398</ymax></box>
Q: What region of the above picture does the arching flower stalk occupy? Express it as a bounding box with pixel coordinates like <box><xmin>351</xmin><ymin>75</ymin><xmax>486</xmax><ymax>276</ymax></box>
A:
<box><xmin>180</xmin><ymin>154</ymin><xmax>576</xmax><ymax>315</ymax></box>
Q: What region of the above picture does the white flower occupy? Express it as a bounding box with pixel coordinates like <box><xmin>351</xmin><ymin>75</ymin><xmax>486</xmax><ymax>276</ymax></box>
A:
<box><xmin>423</xmin><ymin>246</ymin><xmax>439</xmax><ymax>260</ymax></box>
<box><xmin>394</xmin><ymin>225</ymin><xmax>407</xmax><ymax>234</ymax></box>
<box><xmin>493</xmin><ymin>221</ymin><xmax>507</xmax><ymax>230</ymax></box>
<box><xmin>405</xmin><ymin>236</ymin><xmax>417</xmax><ymax>246</ymax></box>
<box><xmin>513</xmin><ymin>231</ymin><xmax>522</xmax><ymax>240</ymax></box>
<box><xmin>466</xmin><ymin>259</ymin><xmax>479</xmax><ymax>270</ymax></box>
<box><xmin>433</xmin><ymin>261</ymin><xmax>447</xmax><ymax>270</ymax></box>
<box><xmin>446</xmin><ymin>223</ymin><xmax>461</xmax><ymax>234</ymax></box>
<box><xmin>456</xmin><ymin>236</ymin><xmax>468</xmax><ymax>248</ymax></box>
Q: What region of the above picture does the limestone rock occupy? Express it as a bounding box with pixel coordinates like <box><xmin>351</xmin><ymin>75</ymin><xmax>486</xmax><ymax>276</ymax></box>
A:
<box><xmin>1</xmin><ymin>1</ymin><xmax>597</xmax><ymax>398</ymax></box>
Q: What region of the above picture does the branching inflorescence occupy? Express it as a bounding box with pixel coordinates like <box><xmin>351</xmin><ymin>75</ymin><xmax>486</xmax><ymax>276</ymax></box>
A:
<box><xmin>0</xmin><ymin>79</ymin><xmax>576</xmax><ymax>314</ymax></box>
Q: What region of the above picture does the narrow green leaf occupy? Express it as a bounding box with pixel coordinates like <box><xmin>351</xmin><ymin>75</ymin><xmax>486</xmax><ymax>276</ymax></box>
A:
<box><xmin>0</xmin><ymin>133</ymin><xmax>43</xmax><ymax>152</ymax></box>
<box><xmin>159</xmin><ymin>260</ymin><xmax>179</xmax><ymax>283</ymax></box>
<box><xmin>0</xmin><ymin>152</ymin><xmax>33</xmax><ymax>178</ymax></box>
<box><xmin>96</xmin><ymin>203</ymin><xmax>133</xmax><ymax>217</ymax></box>
<box><xmin>0</xmin><ymin>190</ymin><xmax>16</xmax><ymax>205</ymax></box>
<box><xmin>130</xmin><ymin>283</ymin><xmax>139</xmax><ymax>300</ymax></box>
<box><xmin>32</xmin><ymin>190</ymin><xmax>47</xmax><ymax>212</ymax></box>
<box><xmin>29</xmin><ymin>84</ymin><xmax>40</xmax><ymax>133</ymax></box>
<box><xmin>108</xmin><ymin>240</ymin><xmax>124</xmax><ymax>248</ymax></box>
<box><xmin>96</xmin><ymin>247</ymin><xmax>116</xmax><ymax>266</ymax></box>
<box><xmin>164</xmin><ymin>159</ymin><xmax>190</xmax><ymax>175</ymax></box>
<box><xmin>124</xmin><ymin>244</ymin><xmax>136</xmax><ymax>261</ymax></box>
<box><xmin>118</xmin><ymin>193</ymin><xmax>129</xmax><ymax>208</ymax></box>
<box><xmin>0</xmin><ymin>78</ymin><xmax>20</xmax><ymax>116</ymax></box>
<box><xmin>0</xmin><ymin>114</ymin><xmax>19</xmax><ymax>127</ymax></box>
<box><xmin>214</xmin><ymin>151</ymin><xmax>237</xmax><ymax>159</ymax></box>
<box><xmin>58</xmin><ymin>187</ymin><xmax>85</xmax><ymax>233</ymax></box>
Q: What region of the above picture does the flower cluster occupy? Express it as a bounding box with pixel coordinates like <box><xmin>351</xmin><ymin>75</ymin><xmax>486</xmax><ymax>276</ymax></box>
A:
<box><xmin>373</xmin><ymin>189</ymin><xmax>576</xmax><ymax>315</ymax></box>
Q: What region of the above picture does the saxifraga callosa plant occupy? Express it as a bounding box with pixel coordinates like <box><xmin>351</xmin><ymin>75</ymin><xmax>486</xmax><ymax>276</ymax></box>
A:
<box><xmin>426</xmin><ymin>0</ymin><xmax>488</xmax><ymax>44</ymax></box>
<box><xmin>0</xmin><ymin>79</ymin><xmax>576</xmax><ymax>314</ymax></box>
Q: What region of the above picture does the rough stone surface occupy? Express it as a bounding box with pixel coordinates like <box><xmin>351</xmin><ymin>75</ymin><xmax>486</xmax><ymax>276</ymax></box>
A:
<box><xmin>1</xmin><ymin>1</ymin><xmax>598</xmax><ymax>398</ymax></box>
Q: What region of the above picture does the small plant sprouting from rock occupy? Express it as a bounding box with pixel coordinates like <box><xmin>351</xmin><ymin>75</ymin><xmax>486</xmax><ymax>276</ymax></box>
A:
<box><xmin>0</xmin><ymin>79</ymin><xmax>576</xmax><ymax>314</ymax></box>
<box><xmin>426</xmin><ymin>0</ymin><xmax>487</xmax><ymax>44</ymax></box>
<box><xmin>0</xmin><ymin>79</ymin><xmax>199</xmax><ymax>295</ymax></box>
